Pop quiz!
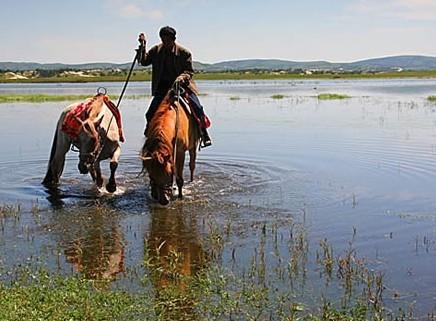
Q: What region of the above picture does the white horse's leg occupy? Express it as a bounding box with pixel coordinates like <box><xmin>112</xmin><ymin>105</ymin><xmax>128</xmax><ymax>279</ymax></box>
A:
<box><xmin>90</xmin><ymin>162</ymin><xmax>104</xmax><ymax>188</ymax></box>
<box><xmin>42</xmin><ymin>129</ymin><xmax>71</xmax><ymax>186</ymax></box>
<box><xmin>106</xmin><ymin>146</ymin><xmax>121</xmax><ymax>193</ymax></box>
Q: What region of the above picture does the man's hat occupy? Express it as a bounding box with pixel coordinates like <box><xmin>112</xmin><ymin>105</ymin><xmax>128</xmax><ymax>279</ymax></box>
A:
<box><xmin>159</xmin><ymin>26</ymin><xmax>176</xmax><ymax>40</ymax></box>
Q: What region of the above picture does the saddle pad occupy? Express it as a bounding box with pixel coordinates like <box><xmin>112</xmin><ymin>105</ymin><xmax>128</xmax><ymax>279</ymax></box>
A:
<box><xmin>61</xmin><ymin>98</ymin><xmax>95</xmax><ymax>139</ymax></box>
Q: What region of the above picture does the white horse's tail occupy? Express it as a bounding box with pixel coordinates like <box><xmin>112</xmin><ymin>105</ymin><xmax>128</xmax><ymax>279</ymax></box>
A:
<box><xmin>42</xmin><ymin>114</ymin><xmax>71</xmax><ymax>186</ymax></box>
<box><xmin>42</xmin><ymin>129</ymin><xmax>59</xmax><ymax>186</ymax></box>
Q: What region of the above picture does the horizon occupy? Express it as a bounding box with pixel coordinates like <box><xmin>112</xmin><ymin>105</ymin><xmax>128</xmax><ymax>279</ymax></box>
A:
<box><xmin>2</xmin><ymin>1</ymin><xmax>436</xmax><ymax>64</ymax></box>
<box><xmin>3</xmin><ymin>54</ymin><xmax>436</xmax><ymax>66</ymax></box>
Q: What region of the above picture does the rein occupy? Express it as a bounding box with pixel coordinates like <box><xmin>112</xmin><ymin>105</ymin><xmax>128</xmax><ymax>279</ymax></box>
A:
<box><xmin>172</xmin><ymin>82</ymin><xmax>181</xmax><ymax>185</ymax></box>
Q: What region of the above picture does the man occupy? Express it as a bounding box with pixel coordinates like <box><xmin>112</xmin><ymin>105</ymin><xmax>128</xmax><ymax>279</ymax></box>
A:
<box><xmin>137</xmin><ymin>26</ymin><xmax>211</xmax><ymax>147</ymax></box>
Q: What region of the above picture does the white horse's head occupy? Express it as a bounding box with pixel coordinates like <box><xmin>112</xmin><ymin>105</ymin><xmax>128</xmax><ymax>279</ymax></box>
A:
<box><xmin>76</xmin><ymin>115</ymin><xmax>104</xmax><ymax>174</ymax></box>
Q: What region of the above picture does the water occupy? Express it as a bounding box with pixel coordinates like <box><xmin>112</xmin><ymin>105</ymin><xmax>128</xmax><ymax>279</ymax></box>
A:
<box><xmin>1</xmin><ymin>79</ymin><xmax>436</xmax><ymax>316</ymax></box>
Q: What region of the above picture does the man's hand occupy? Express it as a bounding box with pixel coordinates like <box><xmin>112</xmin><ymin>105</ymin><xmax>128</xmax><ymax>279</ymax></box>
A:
<box><xmin>138</xmin><ymin>33</ymin><xmax>146</xmax><ymax>46</ymax></box>
<box><xmin>175</xmin><ymin>73</ymin><xmax>191</xmax><ymax>85</ymax></box>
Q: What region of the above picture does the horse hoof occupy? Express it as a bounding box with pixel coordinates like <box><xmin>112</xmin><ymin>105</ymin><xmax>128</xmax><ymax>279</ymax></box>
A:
<box><xmin>159</xmin><ymin>198</ymin><xmax>170</xmax><ymax>206</ymax></box>
<box><xmin>106</xmin><ymin>183</ymin><xmax>116</xmax><ymax>193</ymax></box>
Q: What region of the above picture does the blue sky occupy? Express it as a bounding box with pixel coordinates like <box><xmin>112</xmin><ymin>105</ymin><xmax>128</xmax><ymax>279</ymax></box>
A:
<box><xmin>2</xmin><ymin>0</ymin><xmax>436</xmax><ymax>64</ymax></box>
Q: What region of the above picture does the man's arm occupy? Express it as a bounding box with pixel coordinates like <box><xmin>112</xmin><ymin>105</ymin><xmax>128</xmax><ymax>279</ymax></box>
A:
<box><xmin>183</xmin><ymin>51</ymin><xmax>194</xmax><ymax>78</ymax></box>
<box><xmin>176</xmin><ymin>49</ymin><xmax>200</xmax><ymax>94</ymax></box>
<box><xmin>137</xmin><ymin>33</ymin><xmax>152</xmax><ymax>66</ymax></box>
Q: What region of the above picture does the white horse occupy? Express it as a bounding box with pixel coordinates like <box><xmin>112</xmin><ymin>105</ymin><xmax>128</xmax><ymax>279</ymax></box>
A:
<box><xmin>42</xmin><ymin>94</ymin><xmax>123</xmax><ymax>193</ymax></box>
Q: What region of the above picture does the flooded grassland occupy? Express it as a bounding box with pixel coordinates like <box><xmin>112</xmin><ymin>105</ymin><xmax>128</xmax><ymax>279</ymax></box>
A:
<box><xmin>1</xmin><ymin>79</ymin><xmax>436</xmax><ymax>320</ymax></box>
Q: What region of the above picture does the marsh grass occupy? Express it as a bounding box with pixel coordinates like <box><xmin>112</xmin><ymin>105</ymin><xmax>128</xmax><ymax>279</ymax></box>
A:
<box><xmin>0</xmin><ymin>204</ymin><xmax>21</xmax><ymax>219</ymax></box>
<box><xmin>0</xmin><ymin>94</ymin><xmax>148</xmax><ymax>104</ymax></box>
<box><xmin>317</xmin><ymin>93</ymin><xmax>351</xmax><ymax>100</ymax></box>
<box><xmin>229</xmin><ymin>96</ymin><xmax>241</xmax><ymax>100</ymax></box>
<box><xmin>0</xmin><ymin>268</ymin><xmax>153</xmax><ymax>321</ymax></box>
<box><xmin>0</xmin><ymin>237</ymin><xmax>400</xmax><ymax>321</ymax></box>
<box><xmin>0</xmin><ymin>204</ymin><xmax>411</xmax><ymax>321</ymax></box>
<box><xmin>271</xmin><ymin>94</ymin><xmax>286</xmax><ymax>99</ymax></box>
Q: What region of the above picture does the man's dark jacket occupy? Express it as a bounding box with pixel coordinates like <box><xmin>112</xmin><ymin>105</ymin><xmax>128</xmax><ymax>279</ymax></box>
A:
<box><xmin>139</xmin><ymin>43</ymin><xmax>194</xmax><ymax>96</ymax></box>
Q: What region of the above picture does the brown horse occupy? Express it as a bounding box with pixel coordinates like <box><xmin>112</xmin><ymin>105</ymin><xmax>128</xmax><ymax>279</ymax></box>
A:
<box><xmin>43</xmin><ymin>94</ymin><xmax>123</xmax><ymax>193</ymax></box>
<box><xmin>141</xmin><ymin>87</ymin><xmax>200</xmax><ymax>205</ymax></box>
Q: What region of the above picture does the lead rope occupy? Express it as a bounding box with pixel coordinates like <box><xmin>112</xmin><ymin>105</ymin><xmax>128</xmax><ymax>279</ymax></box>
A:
<box><xmin>92</xmin><ymin>48</ymin><xmax>140</xmax><ymax>163</ymax></box>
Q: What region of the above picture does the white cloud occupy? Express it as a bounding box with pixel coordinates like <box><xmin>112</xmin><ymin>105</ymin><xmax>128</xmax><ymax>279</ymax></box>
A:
<box><xmin>105</xmin><ymin>0</ymin><xmax>164</xmax><ymax>20</ymax></box>
<box><xmin>349</xmin><ymin>0</ymin><xmax>436</xmax><ymax>20</ymax></box>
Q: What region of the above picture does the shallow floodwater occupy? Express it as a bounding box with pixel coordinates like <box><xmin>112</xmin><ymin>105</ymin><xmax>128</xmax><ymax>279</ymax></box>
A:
<box><xmin>1</xmin><ymin>79</ymin><xmax>436</xmax><ymax>317</ymax></box>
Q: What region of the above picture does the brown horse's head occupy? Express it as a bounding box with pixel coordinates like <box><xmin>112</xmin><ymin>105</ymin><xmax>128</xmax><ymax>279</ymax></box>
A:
<box><xmin>142</xmin><ymin>138</ymin><xmax>174</xmax><ymax>205</ymax></box>
<box><xmin>77</xmin><ymin>115</ymin><xmax>104</xmax><ymax>174</ymax></box>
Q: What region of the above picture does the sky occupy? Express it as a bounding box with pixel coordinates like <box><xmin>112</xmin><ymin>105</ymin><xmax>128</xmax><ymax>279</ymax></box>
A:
<box><xmin>2</xmin><ymin>0</ymin><xmax>436</xmax><ymax>64</ymax></box>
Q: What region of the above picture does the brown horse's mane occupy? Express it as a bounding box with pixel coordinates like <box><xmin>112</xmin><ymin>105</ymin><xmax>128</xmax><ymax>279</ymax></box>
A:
<box><xmin>143</xmin><ymin>94</ymin><xmax>176</xmax><ymax>162</ymax></box>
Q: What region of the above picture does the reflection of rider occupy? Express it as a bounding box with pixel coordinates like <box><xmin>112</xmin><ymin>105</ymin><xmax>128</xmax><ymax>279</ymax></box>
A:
<box><xmin>146</xmin><ymin>207</ymin><xmax>206</xmax><ymax>317</ymax></box>
<box><xmin>137</xmin><ymin>26</ymin><xmax>212</xmax><ymax>147</ymax></box>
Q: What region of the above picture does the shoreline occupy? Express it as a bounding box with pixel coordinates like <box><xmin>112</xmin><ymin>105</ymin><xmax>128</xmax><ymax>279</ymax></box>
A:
<box><xmin>3</xmin><ymin>70</ymin><xmax>436</xmax><ymax>83</ymax></box>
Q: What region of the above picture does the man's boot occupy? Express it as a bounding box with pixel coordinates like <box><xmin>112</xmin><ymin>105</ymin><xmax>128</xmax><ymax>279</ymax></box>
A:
<box><xmin>201</xmin><ymin>128</ymin><xmax>212</xmax><ymax>147</ymax></box>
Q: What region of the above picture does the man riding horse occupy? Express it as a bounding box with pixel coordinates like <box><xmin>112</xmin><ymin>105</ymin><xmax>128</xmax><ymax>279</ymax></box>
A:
<box><xmin>137</xmin><ymin>26</ymin><xmax>212</xmax><ymax>148</ymax></box>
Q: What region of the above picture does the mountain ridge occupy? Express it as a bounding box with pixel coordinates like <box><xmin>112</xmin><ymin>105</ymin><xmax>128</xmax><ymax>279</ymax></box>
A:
<box><xmin>1</xmin><ymin>55</ymin><xmax>436</xmax><ymax>72</ymax></box>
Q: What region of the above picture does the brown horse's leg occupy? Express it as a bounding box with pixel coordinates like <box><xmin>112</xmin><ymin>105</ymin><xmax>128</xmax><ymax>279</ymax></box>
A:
<box><xmin>189</xmin><ymin>148</ymin><xmax>197</xmax><ymax>182</ymax></box>
<box><xmin>176</xmin><ymin>151</ymin><xmax>186</xmax><ymax>199</ymax></box>
<box><xmin>106</xmin><ymin>146</ymin><xmax>121</xmax><ymax>193</ymax></box>
<box><xmin>43</xmin><ymin>128</ymin><xmax>71</xmax><ymax>186</ymax></box>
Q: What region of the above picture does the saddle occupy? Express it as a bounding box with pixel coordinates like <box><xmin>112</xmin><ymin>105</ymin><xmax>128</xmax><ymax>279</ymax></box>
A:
<box><xmin>61</xmin><ymin>94</ymin><xmax>125</xmax><ymax>142</ymax></box>
<box><xmin>172</xmin><ymin>82</ymin><xmax>211</xmax><ymax>130</ymax></box>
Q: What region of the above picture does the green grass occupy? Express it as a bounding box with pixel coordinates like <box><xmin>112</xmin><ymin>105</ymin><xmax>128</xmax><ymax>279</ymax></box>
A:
<box><xmin>229</xmin><ymin>96</ymin><xmax>241</xmax><ymax>100</ymax></box>
<box><xmin>4</xmin><ymin>70</ymin><xmax>436</xmax><ymax>83</ymax></box>
<box><xmin>0</xmin><ymin>94</ymin><xmax>148</xmax><ymax>103</ymax></box>
<box><xmin>0</xmin><ymin>266</ymin><xmax>372</xmax><ymax>321</ymax></box>
<box><xmin>0</xmin><ymin>270</ymin><xmax>152</xmax><ymax>321</ymax></box>
<box><xmin>271</xmin><ymin>94</ymin><xmax>286</xmax><ymax>99</ymax></box>
<box><xmin>427</xmin><ymin>95</ymin><xmax>436</xmax><ymax>102</ymax></box>
<box><xmin>317</xmin><ymin>93</ymin><xmax>351</xmax><ymax>100</ymax></box>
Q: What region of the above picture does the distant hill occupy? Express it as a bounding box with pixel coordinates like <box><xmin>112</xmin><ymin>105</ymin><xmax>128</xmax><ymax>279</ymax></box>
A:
<box><xmin>204</xmin><ymin>59</ymin><xmax>334</xmax><ymax>71</ymax></box>
<box><xmin>2</xmin><ymin>55</ymin><xmax>436</xmax><ymax>72</ymax></box>
<box><xmin>346</xmin><ymin>55</ymin><xmax>436</xmax><ymax>70</ymax></box>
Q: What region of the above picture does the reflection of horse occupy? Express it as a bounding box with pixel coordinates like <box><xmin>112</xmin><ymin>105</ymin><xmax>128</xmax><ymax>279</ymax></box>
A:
<box><xmin>146</xmin><ymin>206</ymin><xmax>206</xmax><ymax>318</ymax></box>
<box><xmin>141</xmin><ymin>86</ymin><xmax>200</xmax><ymax>205</ymax></box>
<box><xmin>42</xmin><ymin>94</ymin><xmax>123</xmax><ymax>192</ymax></box>
<box><xmin>53</xmin><ymin>205</ymin><xmax>125</xmax><ymax>280</ymax></box>
<box><xmin>65</xmin><ymin>224</ymin><xmax>125</xmax><ymax>280</ymax></box>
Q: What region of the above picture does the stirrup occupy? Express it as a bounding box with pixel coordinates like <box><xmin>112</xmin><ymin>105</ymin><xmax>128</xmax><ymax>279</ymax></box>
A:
<box><xmin>201</xmin><ymin>138</ymin><xmax>212</xmax><ymax>148</ymax></box>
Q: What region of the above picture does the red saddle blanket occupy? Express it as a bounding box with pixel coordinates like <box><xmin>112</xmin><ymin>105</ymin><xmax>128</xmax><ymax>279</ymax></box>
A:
<box><xmin>61</xmin><ymin>95</ymin><xmax>125</xmax><ymax>142</ymax></box>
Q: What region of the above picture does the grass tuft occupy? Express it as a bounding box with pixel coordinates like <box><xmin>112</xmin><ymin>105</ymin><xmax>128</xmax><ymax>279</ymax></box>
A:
<box><xmin>271</xmin><ymin>94</ymin><xmax>286</xmax><ymax>99</ymax></box>
<box><xmin>0</xmin><ymin>94</ymin><xmax>148</xmax><ymax>104</ymax></box>
<box><xmin>317</xmin><ymin>93</ymin><xmax>351</xmax><ymax>100</ymax></box>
